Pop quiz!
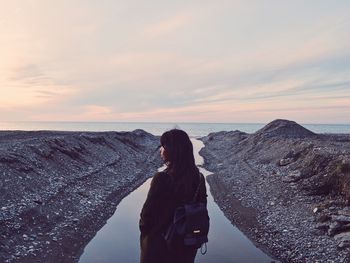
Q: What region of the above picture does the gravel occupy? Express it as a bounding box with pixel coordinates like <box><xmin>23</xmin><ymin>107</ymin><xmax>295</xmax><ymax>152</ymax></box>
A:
<box><xmin>0</xmin><ymin>129</ymin><xmax>161</xmax><ymax>263</ymax></box>
<box><xmin>200</xmin><ymin>119</ymin><xmax>350</xmax><ymax>262</ymax></box>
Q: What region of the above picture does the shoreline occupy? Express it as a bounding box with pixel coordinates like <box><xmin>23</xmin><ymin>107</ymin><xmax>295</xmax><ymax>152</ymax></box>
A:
<box><xmin>205</xmin><ymin>174</ymin><xmax>278</xmax><ymax>261</ymax></box>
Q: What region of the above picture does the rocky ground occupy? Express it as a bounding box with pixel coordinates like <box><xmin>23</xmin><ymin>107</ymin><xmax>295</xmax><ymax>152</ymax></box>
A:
<box><xmin>200</xmin><ymin>119</ymin><xmax>350</xmax><ymax>263</ymax></box>
<box><xmin>0</xmin><ymin>130</ymin><xmax>161</xmax><ymax>263</ymax></box>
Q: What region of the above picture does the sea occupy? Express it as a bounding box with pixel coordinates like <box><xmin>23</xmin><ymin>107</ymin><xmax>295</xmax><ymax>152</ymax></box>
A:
<box><xmin>0</xmin><ymin>121</ymin><xmax>349</xmax><ymax>137</ymax></box>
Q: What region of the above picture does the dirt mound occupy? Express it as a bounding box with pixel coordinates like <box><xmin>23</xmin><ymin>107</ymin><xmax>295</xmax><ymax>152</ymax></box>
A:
<box><xmin>254</xmin><ymin>119</ymin><xmax>315</xmax><ymax>139</ymax></box>
<box><xmin>0</xmin><ymin>130</ymin><xmax>161</xmax><ymax>263</ymax></box>
<box><xmin>200</xmin><ymin>120</ymin><xmax>350</xmax><ymax>262</ymax></box>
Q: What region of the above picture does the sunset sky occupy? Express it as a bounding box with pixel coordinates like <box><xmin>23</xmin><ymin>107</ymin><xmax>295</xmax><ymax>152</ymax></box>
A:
<box><xmin>1</xmin><ymin>1</ymin><xmax>349</xmax><ymax>123</ymax></box>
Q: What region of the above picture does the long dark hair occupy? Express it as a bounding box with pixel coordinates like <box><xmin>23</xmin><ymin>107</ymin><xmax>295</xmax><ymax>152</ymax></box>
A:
<box><xmin>160</xmin><ymin>129</ymin><xmax>200</xmax><ymax>198</ymax></box>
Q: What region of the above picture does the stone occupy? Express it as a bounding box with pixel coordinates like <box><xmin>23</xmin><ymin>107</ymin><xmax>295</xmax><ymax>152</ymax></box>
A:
<box><xmin>338</xmin><ymin>208</ymin><xmax>350</xmax><ymax>217</ymax></box>
<box><xmin>328</xmin><ymin>222</ymin><xmax>342</xmax><ymax>236</ymax></box>
<box><xmin>315</xmin><ymin>222</ymin><xmax>329</xmax><ymax>230</ymax></box>
<box><xmin>332</xmin><ymin>215</ymin><xmax>350</xmax><ymax>223</ymax></box>
<box><xmin>334</xmin><ymin>231</ymin><xmax>350</xmax><ymax>249</ymax></box>
<box><xmin>282</xmin><ymin>170</ymin><xmax>302</xmax><ymax>182</ymax></box>
<box><xmin>34</xmin><ymin>200</ymin><xmax>43</xmax><ymax>205</ymax></box>
<box><xmin>338</xmin><ymin>240</ymin><xmax>350</xmax><ymax>249</ymax></box>
<box><xmin>315</xmin><ymin>213</ymin><xmax>330</xmax><ymax>223</ymax></box>
<box><xmin>334</xmin><ymin>231</ymin><xmax>350</xmax><ymax>241</ymax></box>
<box><xmin>279</xmin><ymin>158</ymin><xmax>294</xmax><ymax>166</ymax></box>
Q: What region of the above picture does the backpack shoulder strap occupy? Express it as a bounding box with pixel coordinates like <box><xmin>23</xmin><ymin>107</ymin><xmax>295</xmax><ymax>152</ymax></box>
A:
<box><xmin>192</xmin><ymin>173</ymin><xmax>204</xmax><ymax>203</ymax></box>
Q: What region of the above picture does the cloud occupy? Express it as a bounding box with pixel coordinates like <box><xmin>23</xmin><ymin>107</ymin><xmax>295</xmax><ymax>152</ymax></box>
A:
<box><xmin>35</xmin><ymin>90</ymin><xmax>63</xmax><ymax>99</ymax></box>
<box><xmin>9</xmin><ymin>64</ymin><xmax>50</xmax><ymax>84</ymax></box>
<box><xmin>1</xmin><ymin>1</ymin><xmax>350</xmax><ymax>123</ymax></box>
<box><xmin>141</xmin><ymin>12</ymin><xmax>194</xmax><ymax>38</ymax></box>
<box><xmin>0</xmin><ymin>63</ymin><xmax>77</xmax><ymax>111</ymax></box>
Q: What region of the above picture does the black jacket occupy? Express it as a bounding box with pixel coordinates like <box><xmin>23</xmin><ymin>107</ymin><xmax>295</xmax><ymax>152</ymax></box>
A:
<box><xmin>139</xmin><ymin>170</ymin><xmax>207</xmax><ymax>263</ymax></box>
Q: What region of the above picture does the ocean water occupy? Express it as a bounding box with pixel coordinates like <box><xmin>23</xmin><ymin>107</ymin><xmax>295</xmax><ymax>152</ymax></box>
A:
<box><xmin>0</xmin><ymin>121</ymin><xmax>349</xmax><ymax>137</ymax></box>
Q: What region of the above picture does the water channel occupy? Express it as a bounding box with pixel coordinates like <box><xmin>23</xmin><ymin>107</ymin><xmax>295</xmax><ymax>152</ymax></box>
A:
<box><xmin>79</xmin><ymin>138</ymin><xmax>274</xmax><ymax>262</ymax></box>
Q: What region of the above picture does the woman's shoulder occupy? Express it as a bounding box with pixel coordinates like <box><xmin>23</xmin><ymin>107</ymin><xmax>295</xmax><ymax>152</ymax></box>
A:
<box><xmin>149</xmin><ymin>170</ymin><xmax>172</xmax><ymax>197</ymax></box>
<box><xmin>150</xmin><ymin>170</ymin><xmax>171</xmax><ymax>187</ymax></box>
<box><xmin>152</xmin><ymin>170</ymin><xmax>167</xmax><ymax>181</ymax></box>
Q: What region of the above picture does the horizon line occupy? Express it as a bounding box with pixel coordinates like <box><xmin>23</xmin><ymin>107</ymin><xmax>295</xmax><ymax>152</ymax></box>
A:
<box><xmin>1</xmin><ymin>120</ymin><xmax>350</xmax><ymax>125</ymax></box>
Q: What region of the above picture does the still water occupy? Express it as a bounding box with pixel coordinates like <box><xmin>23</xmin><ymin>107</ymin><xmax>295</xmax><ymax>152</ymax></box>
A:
<box><xmin>79</xmin><ymin>139</ymin><xmax>274</xmax><ymax>263</ymax></box>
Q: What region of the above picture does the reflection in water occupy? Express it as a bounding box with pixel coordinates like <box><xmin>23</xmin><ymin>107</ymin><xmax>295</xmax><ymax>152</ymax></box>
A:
<box><xmin>79</xmin><ymin>139</ymin><xmax>274</xmax><ymax>263</ymax></box>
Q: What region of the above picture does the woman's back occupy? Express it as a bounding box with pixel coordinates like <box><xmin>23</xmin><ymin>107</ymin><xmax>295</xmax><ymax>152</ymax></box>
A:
<box><xmin>139</xmin><ymin>129</ymin><xmax>208</xmax><ymax>263</ymax></box>
<box><xmin>139</xmin><ymin>171</ymin><xmax>207</xmax><ymax>263</ymax></box>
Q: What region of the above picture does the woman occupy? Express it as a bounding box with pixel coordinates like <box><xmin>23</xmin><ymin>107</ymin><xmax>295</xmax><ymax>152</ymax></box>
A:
<box><xmin>139</xmin><ymin>129</ymin><xmax>207</xmax><ymax>263</ymax></box>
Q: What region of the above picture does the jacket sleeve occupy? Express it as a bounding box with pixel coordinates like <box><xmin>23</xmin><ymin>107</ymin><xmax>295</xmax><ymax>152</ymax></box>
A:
<box><xmin>139</xmin><ymin>172</ymin><xmax>169</xmax><ymax>236</ymax></box>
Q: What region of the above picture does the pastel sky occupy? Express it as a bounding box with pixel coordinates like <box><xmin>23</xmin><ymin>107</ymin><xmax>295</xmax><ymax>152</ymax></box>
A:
<box><xmin>1</xmin><ymin>1</ymin><xmax>350</xmax><ymax>123</ymax></box>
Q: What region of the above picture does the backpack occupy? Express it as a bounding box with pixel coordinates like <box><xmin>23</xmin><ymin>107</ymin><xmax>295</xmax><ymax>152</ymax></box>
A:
<box><xmin>164</xmin><ymin>173</ymin><xmax>210</xmax><ymax>254</ymax></box>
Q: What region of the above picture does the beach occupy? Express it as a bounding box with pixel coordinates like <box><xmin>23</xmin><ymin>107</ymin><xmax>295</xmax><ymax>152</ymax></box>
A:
<box><xmin>0</xmin><ymin>130</ymin><xmax>161</xmax><ymax>262</ymax></box>
<box><xmin>1</xmin><ymin>120</ymin><xmax>350</xmax><ymax>262</ymax></box>
<box><xmin>200</xmin><ymin>119</ymin><xmax>350</xmax><ymax>262</ymax></box>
